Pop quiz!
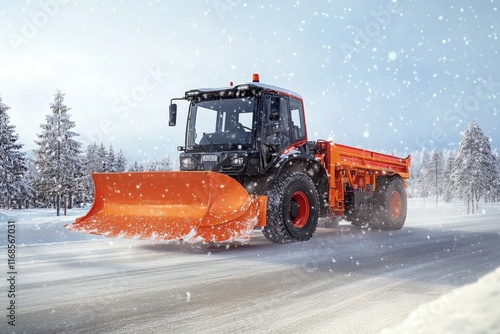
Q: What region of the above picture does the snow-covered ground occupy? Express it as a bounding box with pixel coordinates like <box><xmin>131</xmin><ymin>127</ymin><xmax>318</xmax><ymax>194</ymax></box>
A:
<box><xmin>0</xmin><ymin>207</ymin><xmax>105</xmax><ymax>246</ymax></box>
<box><xmin>381</xmin><ymin>199</ymin><xmax>500</xmax><ymax>334</ymax></box>
<box><xmin>381</xmin><ymin>266</ymin><xmax>500</xmax><ymax>334</ymax></box>
<box><xmin>1</xmin><ymin>198</ymin><xmax>499</xmax><ymax>333</ymax></box>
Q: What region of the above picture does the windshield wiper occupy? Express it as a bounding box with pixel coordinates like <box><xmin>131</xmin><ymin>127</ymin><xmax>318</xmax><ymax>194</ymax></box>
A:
<box><xmin>203</xmin><ymin>132</ymin><xmax>217</xmax><ymax>152</ymax></box>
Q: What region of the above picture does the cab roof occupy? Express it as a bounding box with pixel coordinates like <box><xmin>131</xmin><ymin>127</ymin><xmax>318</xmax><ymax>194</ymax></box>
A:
<box><xmin>184</xmin><ymin>82</ymin><xmax>302</xmax><ymax>102</ymax></box>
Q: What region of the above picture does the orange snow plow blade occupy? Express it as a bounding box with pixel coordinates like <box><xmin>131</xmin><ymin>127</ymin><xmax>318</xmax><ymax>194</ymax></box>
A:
<box><xmin>66</xmin><ymin>171</ymin><xmax>267</xmax><ymax>243</ymax></box>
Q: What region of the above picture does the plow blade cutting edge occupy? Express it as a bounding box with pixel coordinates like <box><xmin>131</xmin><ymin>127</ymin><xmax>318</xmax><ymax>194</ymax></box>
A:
<box><xmin>66</xmin><ymin>171</ymin><xmax>267</xmax><ymax>243</ymax></box>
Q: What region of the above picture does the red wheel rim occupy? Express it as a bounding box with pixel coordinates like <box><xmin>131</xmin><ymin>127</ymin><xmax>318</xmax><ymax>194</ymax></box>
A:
<box><xmin>389</xmin><ymin>191</ymin><xmax>402</xmax><ymax>220</ymax></box>
<box><xmin>289</xmin><ymin>191</ymin><xmax>310</xmax><ymax>228</ymax></box>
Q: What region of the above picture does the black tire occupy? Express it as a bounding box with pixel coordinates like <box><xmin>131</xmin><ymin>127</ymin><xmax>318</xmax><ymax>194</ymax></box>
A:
<box><xmin>262</xmin><ymin>172</ymin><xmax>319</xmax><ymax>243</ymax></box>
<box><xmin>369</xmin><ymin>177</ymin><xmax>407</xmax><ymax>230</ymax></box>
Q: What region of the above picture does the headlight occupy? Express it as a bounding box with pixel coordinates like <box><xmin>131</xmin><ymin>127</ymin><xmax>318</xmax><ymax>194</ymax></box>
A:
<box><xmin>180</xmin><ymin>157</ymin><xmax>195</xmax><ymax>169</ymax></box>
<box><xmin>231</xmin><ymin>157</ymin><xmax>244</xmax><ymax>166</ymax></box>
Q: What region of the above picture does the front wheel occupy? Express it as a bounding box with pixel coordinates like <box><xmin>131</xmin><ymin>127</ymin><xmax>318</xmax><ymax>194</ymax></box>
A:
<box><xmin>370</xmin><ymin>177</ymin><xmax>407</xmax><ymax>230</ymax></box>
<box><xmin>262</xmin><ymin>172</ymin><xmax>319</xmax><ymax>243</ymax></box>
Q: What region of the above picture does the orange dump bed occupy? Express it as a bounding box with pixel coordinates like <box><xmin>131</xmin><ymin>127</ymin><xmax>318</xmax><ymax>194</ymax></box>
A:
<box><xmin>315</xmin><ymin>140</ymin><xmax>411</xmax><ymax>215</ymax></box>
<box><xmin>327</xmin><ymin>142</ymin><xmax>411</xmax><ymax>178</ymax></box>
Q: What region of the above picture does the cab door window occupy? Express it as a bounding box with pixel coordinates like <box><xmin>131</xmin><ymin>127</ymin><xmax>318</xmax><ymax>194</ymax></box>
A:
<box><xmin>264</xmin><ymin>95</ymin><xmax>290</xmax><ymax>148</ymax></box>
<box><xmin>261</xmin><ymin>94</ymin><xmax>291</xmax><ymax>165</ymax></box>
<box><xmin>290</xmin><ymin>98</ymin><xmax>306</xmax><ymax>141</ymax></box>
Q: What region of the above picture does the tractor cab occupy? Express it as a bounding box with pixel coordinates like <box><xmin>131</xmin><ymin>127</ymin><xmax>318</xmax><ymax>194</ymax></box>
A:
<box><xmin>169</xmin><ymin>74</ymin><xmax>308</xmax><ymax>175</ymax></box>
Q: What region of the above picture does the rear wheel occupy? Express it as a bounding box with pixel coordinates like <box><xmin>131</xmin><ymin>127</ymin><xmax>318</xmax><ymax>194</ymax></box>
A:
<box><xmin>262</xmin><ymin>172</ymin><xmax>319</xmax><ymax>243</ymax></box>
<box><xmin>370</xmin><ymin>177</ymin><xmax>407</xmax><ymax>230</ymax></box>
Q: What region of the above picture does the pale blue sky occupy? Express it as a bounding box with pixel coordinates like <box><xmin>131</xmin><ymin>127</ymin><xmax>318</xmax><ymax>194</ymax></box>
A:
<box><xmin>1</xmin><ymin>0</ymin><xmax>499</xmax><ymax>162</ymax></box>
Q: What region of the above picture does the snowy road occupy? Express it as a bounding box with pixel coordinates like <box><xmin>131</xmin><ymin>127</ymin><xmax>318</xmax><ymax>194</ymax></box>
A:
<box><xmin>2</xmin><ymin>200</ymin><xmax>500</xmax><ymax>333</ymax></box>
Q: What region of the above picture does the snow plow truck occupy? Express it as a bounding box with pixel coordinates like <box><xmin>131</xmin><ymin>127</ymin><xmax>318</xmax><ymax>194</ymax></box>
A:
<box><xmin>67</xmin><ymin>74</ymin><xmax>411</xmax><ymax>243</ymax></box>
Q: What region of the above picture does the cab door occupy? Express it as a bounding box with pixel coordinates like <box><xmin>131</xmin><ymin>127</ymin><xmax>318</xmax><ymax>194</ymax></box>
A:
<box><xmin>260</xmin><ymin>93</ymin><xmax>292</xmax><ymax>169</ymax></box>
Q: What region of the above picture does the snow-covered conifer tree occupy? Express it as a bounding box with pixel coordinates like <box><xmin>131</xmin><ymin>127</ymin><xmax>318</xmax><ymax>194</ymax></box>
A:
<box><xmin>107</xmin><ymin>144</ymin><xmax>116</xmax><ymax>172</ymax></box>
<box><xmin>129</xmin><ymin>160</ymin><xmax>144</xmax><ymax>172</ymax></box>
<box><xmin>412</xmin><ymin>148</ymin><xmax>430</xmax><ymax>198</ymax></box>
<box><xmin>450</xmin><ymin>121</ymin><xmax>497</xmax><ymax>214</ymax></box>
<box><xmin>140</xmin><ymin>156</ymin><xmax>173</xmax><ymax>171</ymax></box>
<box><xmin>153</xmin><ymin>155</ymin><xmax>173</xmax><ymax>171</ymax></box>
<box><xmin>489</xmin><ymin>149</ymin><xmax>500</xmax><ymax>203</ymax></box>
<box><xmin>85</xmin><ymin>142</ymin><xmax>100</xmax><ymax>171</ymax></box>
<box><xmin>19</xmin><ymin>157</ymin><xmax>38</xmax><ymax>208</ymax></box>
<box><xmin>34</xmin><ymin>90</ymin><xmax>82</xmax><ymax>215</ymax></box>
<box><xmin>81</xmin><ymin>142</ymin><xmax>98</xmax><ymax>204</ymax></box>
<box><xmin>443</xmin><ymin>150</ymin><xmax>457</xmax><ymax>202</ymax></box>
<box><xmin>97</xmin><ymin>143</ymin><xmax>108</xmax><ymax>172</ymax></box>
<box><xmin>115</xmin><ymin>150</ymin><xmax>127</xmax><ymax>172</ymax></box>
<box><xmin>80</xmin><ymin>143</ymin><xmax>129</xmax><ymax>204</ymax></box>
<box><xmin>425</xmin><ymin>149</ymin><xmax>445</xmax><ymax>205</ymax></box>
<box><xmin>0</xmin><ymin>95</ymin><xmax>27</xmax><ymax>209</ymax></box>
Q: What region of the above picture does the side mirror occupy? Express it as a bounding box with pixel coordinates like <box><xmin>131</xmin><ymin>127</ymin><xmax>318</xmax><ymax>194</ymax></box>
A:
<box><xmin>169</xmin><ymin>104</ymin><xmax>177</xmax><ymax>126</ymax></box>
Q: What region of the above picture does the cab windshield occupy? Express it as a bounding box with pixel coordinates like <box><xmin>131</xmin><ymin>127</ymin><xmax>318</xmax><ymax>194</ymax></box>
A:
<box><xmin>186</xmin><ymin>97</ymin><xmax>256</xmax><ymax>151</ymax></box>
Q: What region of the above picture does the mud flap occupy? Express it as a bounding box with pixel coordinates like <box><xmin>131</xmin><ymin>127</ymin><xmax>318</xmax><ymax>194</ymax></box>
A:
<box><xmin>66</xmin><ymin>171</ymin><xmax>266</xmax><ymax>243</ymax></box>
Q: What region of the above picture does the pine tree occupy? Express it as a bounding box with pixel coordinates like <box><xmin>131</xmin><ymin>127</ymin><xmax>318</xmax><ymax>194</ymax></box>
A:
<box><xmin>0</xmin><ymin>95</ymin><xmax>27</xmax><ymax>209</ymax></box>
<box><xmin>115</xmin><ymin>150</ymin><xmax>127</xmax><ymax>172</ymax></box>
<box><xmin>413</xmin><ymin>148</ymin><xmax>430</xmax><ymax>198</ymax></box>
<box><xmin>490</xmin><ymin>150</ymin><xmax>500</xmax><ymax>203</ymax></box>
<box><xmin>450</xmin><ymin>121</ymin><xmax>497</xmax><ymax>214</ymax></box>
<box><xmin>81</xmin><ymin>142</ymin><xmax>98</xmax><ymax>204</ymax></box>
<box><xmin>129</xmin><ymin>160</ymin><xmax>144</xmax><ymax>172</ymax></box>
<box><xmin>139</xmin><ymin>156</ymin><xmax>174</xmax><ymax>172</ymax></box>
<box><xmin>85</xmin><ymin>142</ymin><xmax>100</xmax><ymax>171</ymax></box>
<box><xmin>72</xmin><ymin>154</ymin><xmax>86</xmax><ymax>208</ymax></box>
<box><xmin>21</xmin><ymin>157</ymin><xmax>37</xmax><ymax>208</ymax></box>
<box><xmin>496</xmin><ymin>153</ymin><xmax>500</xmax><ymax>202</ymax></box>
<box><xmin>485</xmin><ymin>149</ymin><xmax>500</xmax><ymax>203</ymax></box>
<box><xmin>107</xmin><ymin>144</ymin><xmax>116</xmax><ymax>172</ymax></box>
<box><xmin>80</xmin><ymin>143</ymin><xmax>129</xmax><ymax>204</ymax></box>
<box><xmin>153</xmin><ymin>155</ymin><xmax>173</xmax><ymax>171</ymax></box>
<box><xmin>34</xmin><ymin>90</ymin><xmax>82</xmax><ymax>215</ymax></box>
<box><xmin>97</xmin><ymin>143</ymin><xmax>108</xmax><ymax>172</ymax></box>
<box><xmin>425</xmin><ymin>149</ymin><xmax>445</xmax><ymax>205</ymax></box>
<box><xmin>442</xmin><ymin>150</ymin><xmax>457</xmax><ymax>202</ymax></box>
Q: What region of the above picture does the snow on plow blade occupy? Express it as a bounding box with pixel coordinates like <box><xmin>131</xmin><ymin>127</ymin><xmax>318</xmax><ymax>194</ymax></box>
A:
<box><xmin>66</xmin><ymin>171</ymin><xmax>267</xmax><ymax>243</ymax></box>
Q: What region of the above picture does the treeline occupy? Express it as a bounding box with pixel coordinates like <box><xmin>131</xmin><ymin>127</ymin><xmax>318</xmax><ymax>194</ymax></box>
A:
<box><xmin>0</xmin><ymin>90</ymin><xmax>172</xmax><ymax>214</ymax></box>
<box><xmin>409</xmin><ymin>121</ymin><xmax>500</xmax><ymax>213</ymax></box>
<box><xmin>2</xmin><ymin>90</ymin><xmax>498</xmax><ymax>215</ymax></box>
